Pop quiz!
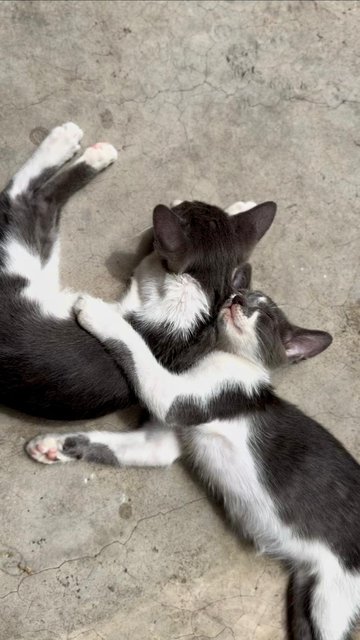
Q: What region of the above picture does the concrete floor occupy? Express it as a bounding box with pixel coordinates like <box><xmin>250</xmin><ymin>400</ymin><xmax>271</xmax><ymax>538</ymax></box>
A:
<box><xmin>0</xmin><ymin>1</ymin><xmax>359</xmax><ymax>638</ymax></box>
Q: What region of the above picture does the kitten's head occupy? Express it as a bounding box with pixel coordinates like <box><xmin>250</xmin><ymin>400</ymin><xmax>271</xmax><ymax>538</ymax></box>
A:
<box><xmin>218</xmin><ymin>266</ymin><xmax>332</xmax><ymax>368</ymax></box>
<box><xmin>152</xmin><ymin>200</ymin><xmax>276</xmax><ymax>313</ymax></box>
<box><xmin>128</xmin><ymin>200</ymin><xmax>276</xmax><ymax>371</ymax></box>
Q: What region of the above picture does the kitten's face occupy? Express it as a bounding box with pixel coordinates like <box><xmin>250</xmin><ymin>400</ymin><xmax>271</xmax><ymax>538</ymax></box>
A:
<box><xmin>218</xmin><ymin>289</ymin><xmax>332</xmax><ymax>368</ymax></box>
<box><xmin>127</xmin><ymin>201</ymin><xmax>276</xmax><ymax>368</ymax></box>
<box><xmin>152</xmin><ymin>200</ymin><xmax>276</xmax><ymax>315</ymax></box>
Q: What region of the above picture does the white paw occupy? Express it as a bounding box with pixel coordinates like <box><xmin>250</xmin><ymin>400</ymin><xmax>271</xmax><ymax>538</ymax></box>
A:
<box><xmin>26</xmin><ymin>434</ymin><xmax>72</xmax><ymax>464</ymax></box>
<box><xmin>79</xmin><ymin>143</ymin><xmax>118</xmax><ymax>171</ymax></box>
<box><xmin>41</xmin><ymin>122</ymin><xmax>83</xmax><ymax>166</ymax></box>
<box><xmin>74</xmin><ymin>294</ymin><xmax>120</xmax><ymax>339</ymax></box>
<box><xmin>171</xmin><ymin>199</ymin><xmax>184</xmax><ymax>207</ymax></box>
<box><xmin>225</xmin><ymin>201</ymin><xmax>257</xmax><ymax>216</ymax></box>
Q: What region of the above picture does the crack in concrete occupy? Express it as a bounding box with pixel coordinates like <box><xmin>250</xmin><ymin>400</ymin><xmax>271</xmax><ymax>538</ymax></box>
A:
<box><xmin>0</xmin><ymin>496</ymin><xmax>206</xmax><ymax>603</ymax></box>
<box><xmin>69</xmin><ymin>630</ymin><xmax>105</xmax><ymax>640</ymax></box>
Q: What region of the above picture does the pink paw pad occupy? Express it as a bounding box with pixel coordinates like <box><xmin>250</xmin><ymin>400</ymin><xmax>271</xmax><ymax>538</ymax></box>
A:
<box><xmin>34</xmin><ymin>442</ymin><xmax>58</xmax><ymax>460</ymax></box>
<box><xmin>47</xmin><ymin>448</ymin><xmax>59</xmax><ymax>461</ymax></box>
<box><xmin>35</xmin><ymin>443</ymin><xmax>47</xmax><ymax>454</ymax></box>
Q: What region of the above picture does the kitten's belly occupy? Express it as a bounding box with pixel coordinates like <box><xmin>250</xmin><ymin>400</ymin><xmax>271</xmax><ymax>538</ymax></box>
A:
<box><xmin>181</xmin><ymin>419</ymin><xmax>343</xmax><ymax>571</ymax></box>
<box><xmin>180</xmin><ymin>419</ymin><xmax>316</xmax><ymax>564</ymax></box>
<box><xmin>181</xmin><ymin>418</ymin><xmax>278</xmax><ymax>544</ymax></box>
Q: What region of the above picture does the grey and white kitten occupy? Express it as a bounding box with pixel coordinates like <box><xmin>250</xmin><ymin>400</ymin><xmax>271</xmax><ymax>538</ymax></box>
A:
<box><xmin>0</xmin><ymin>122</ymin><xmax>275</xmax><ymax>419</ymax></box>
<box><xmin>26</xmin><ymin>273</ymin><xmax>358</xmax><ymax>640</ymax></box>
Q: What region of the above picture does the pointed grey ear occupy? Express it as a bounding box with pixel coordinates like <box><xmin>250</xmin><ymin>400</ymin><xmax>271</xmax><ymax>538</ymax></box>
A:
<box><xmin>231</xmin><ymin>201</ymin><xmax>276</xmax><ymax>253</ymax></box>
<box><xmin>284</xmin><ymin>328</ymin><xmax>332</xmax><ymax>363</ymax></box>
<box><xmin>153</xmin><ymin>205</ymin><xmax>187</xmax><ymax>255</ymax></box>
<box><xmin>232</xmin><ymin>263</ymin><xmax>252</xmax><ymax>290</ymax></box>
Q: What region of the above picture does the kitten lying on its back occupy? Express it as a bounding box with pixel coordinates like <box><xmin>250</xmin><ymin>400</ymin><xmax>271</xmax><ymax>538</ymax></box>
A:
<box><xmin>0</xmin><ymin>122</ymin><xmax>276</xmax><ymax>419</ymax></box>
<box><xmin>29</xmin><ymin>269</ymin><xmax>359</xmax><ymax>640</ymax></box>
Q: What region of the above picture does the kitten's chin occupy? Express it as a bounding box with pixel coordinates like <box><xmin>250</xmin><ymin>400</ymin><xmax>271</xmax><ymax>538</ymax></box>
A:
<box><xmin>220</xmin><ymin>305</ymin><xmax>245</xmax><ymax>334</ymax></box>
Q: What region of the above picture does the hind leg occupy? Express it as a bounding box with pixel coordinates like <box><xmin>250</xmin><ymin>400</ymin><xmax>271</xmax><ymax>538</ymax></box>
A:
<box><xmin>2</xmin><ymin>140</ymin><xmax>117</xmax><ymax>318</ymax></box>
<box><xmin>1</xmin><ymin>122</ymin><xmax>84</xmax><ymax>280</ymax></box>
<box><xmin>34</xmin><ymin>142</ymin><xmax>117</xmax><ymax>269</ymax></box>
<box><xmin>40</xmin><ymin>142</ymin><xmax>118</xmax><ymax>209</ymax></box>
<box><xmin>7</xmin><ymin>122</ymin><xmax>83</xmax><ymax>199</ymax></box>
<box><xmin>35</xmin><ymin>142</ymin><xmax>117</xmax><ymax>289</ymax></box>
<box><xmin>4</xmin><ymin>124</ymin><xmax>116</xmax><ymax>264</ymax></box>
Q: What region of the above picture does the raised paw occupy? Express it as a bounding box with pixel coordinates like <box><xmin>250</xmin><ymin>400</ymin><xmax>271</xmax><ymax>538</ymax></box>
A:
<box><xmin>78</xmin><ymin>142</ymin><xmax>118</xmax><ymax>171</ymax></box>
<box><xmin>225</xmin><ymin>201</ymin><xmax>257</xmax><ymax>216</ymax></box>
<box><xmin>41</xmin><ymin>122</ymin><xmax>84</xmax><ymax>166</ymax></box>
<box><xmin>26</xmin><ymin>433</ymin><xmax>76</xmax><ymax>464</ymax></box>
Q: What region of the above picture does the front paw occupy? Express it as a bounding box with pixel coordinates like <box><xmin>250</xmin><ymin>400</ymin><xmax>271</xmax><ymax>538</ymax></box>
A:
<box><xmin>26</xmin><ymin>433</ymin><xmax>77</xmax><ymax>464</ymax></box>
<box><xmin>74</xmin><ymin>294</ymin><xmax>124</xmax><ymax>340</ymax></box>
<box><xmin>74</xmin><ymin>294</ymin><xmax>107</xmax><ymax>332</ymax></box>
<box><xmin>27</xmin><ymin>433</ymin><xmax>119</xmax><ymax>467</ymax></box>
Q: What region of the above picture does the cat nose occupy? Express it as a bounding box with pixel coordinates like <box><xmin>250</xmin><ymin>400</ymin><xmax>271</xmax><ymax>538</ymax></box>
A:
<box><xmin>232</xmin><ymin>293</ymin><xmax>245</xmax><ymax>306</ymax></box>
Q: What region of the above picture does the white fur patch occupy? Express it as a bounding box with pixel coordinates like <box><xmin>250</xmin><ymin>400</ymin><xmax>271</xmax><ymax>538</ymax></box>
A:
<box><xmin>131</xmin><ymin>253</ymin><xmax>210</xmax><ymax>336</ymax></box>
<box><xmin>71</xmin><ymin>249</ymin><xmax>209</xmax><ymax>337</ymax></box>
<box><xmin>9</xmin><ymin>123</ymin><xmax>83</xmax><ymax>199</ymax></box>
<box><xmin>74</xmin><ymin>295</ymin><xmax>120</xmax><ymax>337</ymax></box>
<box><xmin>76</xmin><ymin>143</ymin><xmax>118</xmax><ymax>171</ymax></box>
<box><xmin>218</xmin><ymin>306</ymin><xmax>261</xmax><ymax>364</ymax></box>
<box><xmin>118</xmin><ymin>277</ymin><xmax>142</xmax><ymax>316</ymax></box>
<box><xmin>4</xmin><ymin>238</ymin><xmax>76</xmax><ymax>319</ymax></box>
<box><xmin>88</xmin><ymin>426</ymin><xmax>181</xmax><ymax>466</ymax></box>
<box><xmin>310</xmin><ymin>564</ymin><xmax>360</xmax><ymax>640</ymax></box>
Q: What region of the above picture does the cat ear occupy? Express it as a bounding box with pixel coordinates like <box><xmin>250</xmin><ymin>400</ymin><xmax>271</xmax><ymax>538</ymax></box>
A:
<box><xmin>232</xmin><ymin>263</ymin><xmax>252</xmax><ymax>290</ymax></box>
<box><xmin>153</xmin><ymin>205</ymin><xmax>187</xmax><ymax>255</ymax></box>
<box><xmin>283</xmin><ymin>327</ymin><xmax>332</xmax><ymax>363</ymax></box>
<box><xmin>231</xmin><ymin>201</ymin><xmax>276</xmax><ymax>255</ymax></box>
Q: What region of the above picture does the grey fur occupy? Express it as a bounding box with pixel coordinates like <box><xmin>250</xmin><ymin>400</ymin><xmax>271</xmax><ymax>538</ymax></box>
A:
<box><xmin>63</xmin><ymin>435</ymin><xmax>120</xmax><ymax>466</ymax></box>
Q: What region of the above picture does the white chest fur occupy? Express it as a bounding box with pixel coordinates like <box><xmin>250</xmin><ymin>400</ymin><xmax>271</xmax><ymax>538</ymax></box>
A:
<box><xmin>129</xmin><ymin>253</ymin><xmax>210</xmax><ymax>335</ymax></box>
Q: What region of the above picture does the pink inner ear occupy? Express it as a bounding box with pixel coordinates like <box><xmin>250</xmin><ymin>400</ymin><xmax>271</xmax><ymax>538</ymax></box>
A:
<box><xmin>285</xmin><ymin>342</ymin><xmax>302</xmax><ymax>359</ymax></box>
<box><xmin>284</xmin><ymin>330</ymin><xmax>332</xmax><ymax>362</ymax></box>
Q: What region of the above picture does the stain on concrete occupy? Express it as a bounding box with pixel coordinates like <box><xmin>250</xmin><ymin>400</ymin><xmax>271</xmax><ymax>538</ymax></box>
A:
<box><xmin>100</xmin><ymin>109</ymin><xmax>114</xmax><ymax>129</ymax></box>
<box><xmin>119</xmin><ymin>502</ymin><xmax>132</xmax><ymax>519</ymax></box>
<box><xmin>0</xmin><ymin>544</ymin><xmax>25</xmax><ymax>576</ymax></box>
<box><xmin>29</xmin><ymin>126</ymin><xmax>49</xmax><ymax>146</ymax></box>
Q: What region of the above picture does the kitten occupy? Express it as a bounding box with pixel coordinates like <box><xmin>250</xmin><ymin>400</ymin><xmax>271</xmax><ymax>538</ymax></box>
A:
<box><xmin>0</xmin><ymin>122</ymin><xmax>275</xmax><ymax>419</ymax></box>
<box><xmin>28</xmin><ymin>274</ymin><xmax>358</xmax><ymax>640</ymax></box>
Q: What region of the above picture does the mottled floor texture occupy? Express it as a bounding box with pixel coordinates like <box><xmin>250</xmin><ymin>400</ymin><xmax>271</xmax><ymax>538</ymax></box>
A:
<box><xmin>0</xmin><ymin>1</ymin><xmax>359</xmax><ymax>639</ymax></box>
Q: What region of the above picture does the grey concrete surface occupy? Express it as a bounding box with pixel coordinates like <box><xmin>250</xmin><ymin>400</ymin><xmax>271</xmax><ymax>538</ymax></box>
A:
<box><xmin>0</xmin><ymin>1</ymin><xmax>359</xmax><ymax>638</ymax></box>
